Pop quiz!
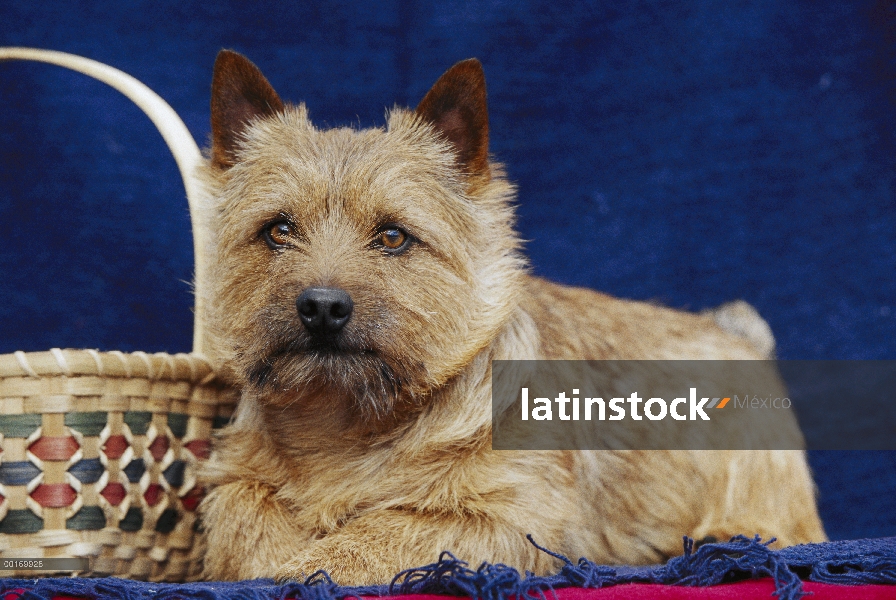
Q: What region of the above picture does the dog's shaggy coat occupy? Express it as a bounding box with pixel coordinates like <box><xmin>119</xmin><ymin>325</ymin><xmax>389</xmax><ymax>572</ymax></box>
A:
<box><xmin>197</xmin><ymin>51</ymin><xmax>826</xmax><ymax>585</ymax></box>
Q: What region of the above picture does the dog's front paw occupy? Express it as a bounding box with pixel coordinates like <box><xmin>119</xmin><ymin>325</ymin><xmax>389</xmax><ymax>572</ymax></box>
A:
<box><xmin>275</xmin><ymin>554</ymin><xmax>324</xmax><ymax>584</ymax></box>
<box><xmin>275</xmin><ymin>542</ymin><xmax>390</xmax><ymax>586</ymax></box>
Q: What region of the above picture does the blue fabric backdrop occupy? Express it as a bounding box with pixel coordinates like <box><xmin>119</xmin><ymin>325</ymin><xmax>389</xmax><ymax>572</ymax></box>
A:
<box><xmin>0</xmin><ymin>1</ymin><xmax>893</xmax><ymax>542</ymax></box>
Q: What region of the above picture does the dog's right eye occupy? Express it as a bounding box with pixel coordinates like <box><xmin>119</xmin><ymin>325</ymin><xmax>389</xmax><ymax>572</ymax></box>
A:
<box><xmin>262</xmin><ymin>221</ymin><xmax>293</xmax><ymax>249</ymax></box>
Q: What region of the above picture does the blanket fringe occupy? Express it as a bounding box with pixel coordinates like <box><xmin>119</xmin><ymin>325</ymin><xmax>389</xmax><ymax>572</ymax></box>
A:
<box><xmin>660</xmin><ymin>535</ymin><xmax>805</xmax><ymax>600</ymax></box>
<box><xmin>390</xmin><ymin>535</ymin><xmax>806</xmax><ymax>600</ymax></box>
<box><xmin>4</xmin><ymin>535</ymin><xmax>895</xmax><ymax>600</ymax></box>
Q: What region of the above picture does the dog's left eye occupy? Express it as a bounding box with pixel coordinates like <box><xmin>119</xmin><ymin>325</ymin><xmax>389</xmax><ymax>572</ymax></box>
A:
<box><xmin>376</xmin><ymin>226</ymin><xmax>411</xmax><ymax>253</ymax></box>
<box><xmin>262</xmin><ymin>221</ymin><xmax>293</xmax><ymax>248</ymax></box>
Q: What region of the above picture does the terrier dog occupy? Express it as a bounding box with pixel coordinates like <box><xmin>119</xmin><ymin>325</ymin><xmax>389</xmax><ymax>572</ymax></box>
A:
<box><xmin>197</xmin><ymin>50</ymin><xmax>826</xmax><ymax>584</ymax></box>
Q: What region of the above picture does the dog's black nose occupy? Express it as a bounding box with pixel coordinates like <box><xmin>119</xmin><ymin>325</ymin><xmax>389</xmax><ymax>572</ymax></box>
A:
<box><xmin>296</xmin><ymin>287</ymin><xmax>354</xmax><ymax>334</ymax></box>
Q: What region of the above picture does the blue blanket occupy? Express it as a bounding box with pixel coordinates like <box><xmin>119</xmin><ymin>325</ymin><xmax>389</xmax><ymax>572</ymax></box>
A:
<box><xmin>0</xmin><ymin>1</ymin><xmax>893</xmax><ymax>540</ymax></box>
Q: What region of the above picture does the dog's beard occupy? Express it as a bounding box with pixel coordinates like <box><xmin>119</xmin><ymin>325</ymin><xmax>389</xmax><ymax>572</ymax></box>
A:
<box><xmin>242</xmin><ymin>331</ymin><xmax>408</xmax><ymax>422</ymax></box>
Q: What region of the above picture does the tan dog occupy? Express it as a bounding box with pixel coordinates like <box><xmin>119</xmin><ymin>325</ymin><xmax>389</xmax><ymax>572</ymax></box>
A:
<box><xmin>197</xmin><ymin>50</ymin><xmax>825</xmax><ymax>585</ymax></box>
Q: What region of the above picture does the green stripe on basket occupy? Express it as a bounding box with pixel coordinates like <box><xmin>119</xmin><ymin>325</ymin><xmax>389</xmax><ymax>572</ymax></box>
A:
<box><xmin>66</xmin><ymin>506</ymin><xmax>106</xmax><ymax>530</ymax></box>
<box><xmin>0</xmin><ymin>414</ymin><xmax>42</xmax><ymax>438</ymax></box>
<box><xmin>0</xmin><ymin>509</ymin><xmax>44</xmax><ymax>533</ymax></box>
<box><xmin>167</xmin><ymin>413</ymin><xmax>188</xmax><ymax>438</ymax></box>
<box><xmin>119</xmin><ymin>506</ymin><xmax>143</xmax><ymax>531</ymax></box>
<box><xmin>123</xmin><ymin>411</ymin><xmax>152</xmax><ymax>435</ymax></box>
<box><xmin>64</xmin><ymin>412</ymin><xmax>108</xmax><ymax>436</ymax></box>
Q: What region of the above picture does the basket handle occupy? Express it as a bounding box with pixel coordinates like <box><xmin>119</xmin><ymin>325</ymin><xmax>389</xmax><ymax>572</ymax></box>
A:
<box><xmin>0</xmin><ymin>47</ymin><xmax>210</xmax><ymax>356</ymax></box>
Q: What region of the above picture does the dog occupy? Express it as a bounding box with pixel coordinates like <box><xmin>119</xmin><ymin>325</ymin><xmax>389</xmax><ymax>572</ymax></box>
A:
<box><xmin>196</xmin><ymin>50</ymin><xmax>826</xmax><ymax>585</ymax></box>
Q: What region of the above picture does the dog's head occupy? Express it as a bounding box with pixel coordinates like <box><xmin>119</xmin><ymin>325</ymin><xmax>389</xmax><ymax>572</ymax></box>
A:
<box><xmin>203</xmin><ymin>51</ymin><xmax>526</xmax><ymax>422</ymax></box>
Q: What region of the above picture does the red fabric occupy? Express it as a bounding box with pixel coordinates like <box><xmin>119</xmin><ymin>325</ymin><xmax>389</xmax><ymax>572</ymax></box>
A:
<box><xmin>3</xmin><ymin>579</ymin><xmax>894</xmax><ymax>599</ymax></box>
<box><xmin>363</xmin><ymin>580</ymin><xmax>895</xmax><ymax>600</ymax></box>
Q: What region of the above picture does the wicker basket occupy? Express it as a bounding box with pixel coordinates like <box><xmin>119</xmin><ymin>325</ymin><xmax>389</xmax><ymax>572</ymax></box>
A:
<box><xmin>0</xmin><ymin>48</ymin><xmax>236</xmax><ymax>581</ymax></box>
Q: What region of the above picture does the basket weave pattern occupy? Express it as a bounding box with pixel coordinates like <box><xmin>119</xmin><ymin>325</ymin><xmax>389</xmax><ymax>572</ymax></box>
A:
<box><xmin>0</xmin><ymin>350</ymin><xmax>236</xmax><ymax>580</ymax></box>
<box><xmin>0</xmin><ymin>47</ymin><xmax>236</xmax><ymax>580</ymax></box>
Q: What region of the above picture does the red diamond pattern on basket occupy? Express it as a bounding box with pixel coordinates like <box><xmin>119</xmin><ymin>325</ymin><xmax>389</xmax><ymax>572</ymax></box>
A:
<box><xmin>29</xmin><ymin>436</ymin><xmax>80</xmax><ymax>461</ymax></box>
<box><xmin>144</xmin><ymin>484</ymin><xmax>164</xmax><ymax>507</ymax></box>
<box><xmin>100</xmin><ymin>482</ymin><xmax>127</xmax><ymax>506</ymax></box>
<box><xmin>102</xmin><ymin>435</ymin><xmax>129</xmax><ymax>459</ymax></box>
<box><xmin>180</xmin><ymin>486</ymin><xmax>204</xmax><ymax>511</ymax></box>
<box><xmin>148</xmin><ymin>436</ymin><xmax>170</xmax><ymax>461</ymax></box>
<box><xmin>31</xmin><ymin>483</ymin><xmax>77</xmax><ymax>507</ymax></box>
<box><xmin>183</xmin><ymin>439</ymin><xmax>210</xmax><ymax>460</ymax></box>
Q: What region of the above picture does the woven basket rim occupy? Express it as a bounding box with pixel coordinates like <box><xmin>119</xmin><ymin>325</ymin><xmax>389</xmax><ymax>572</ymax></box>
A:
<box><xmin>0</xmin><ymin>349</ymin><xmax>217</xmax><ymax>384</ymax></box>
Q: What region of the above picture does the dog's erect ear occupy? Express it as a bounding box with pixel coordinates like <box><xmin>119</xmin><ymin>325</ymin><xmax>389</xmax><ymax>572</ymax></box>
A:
<box><xmin>416</xmin><ymin>59</ymin><xmax>489</xmax><ymax>180</ymax></box>
<box><xmin>210</xmin><ymin>50</ymin><xmax>284</xmax><ymax>169</ymax></box>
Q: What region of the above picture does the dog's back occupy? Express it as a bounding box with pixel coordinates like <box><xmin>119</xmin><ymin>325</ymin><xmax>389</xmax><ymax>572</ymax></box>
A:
<box><xmin>520</xmin><ymin>277</ymin><xmax>824</xmax><ymax>562</ymax></box>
